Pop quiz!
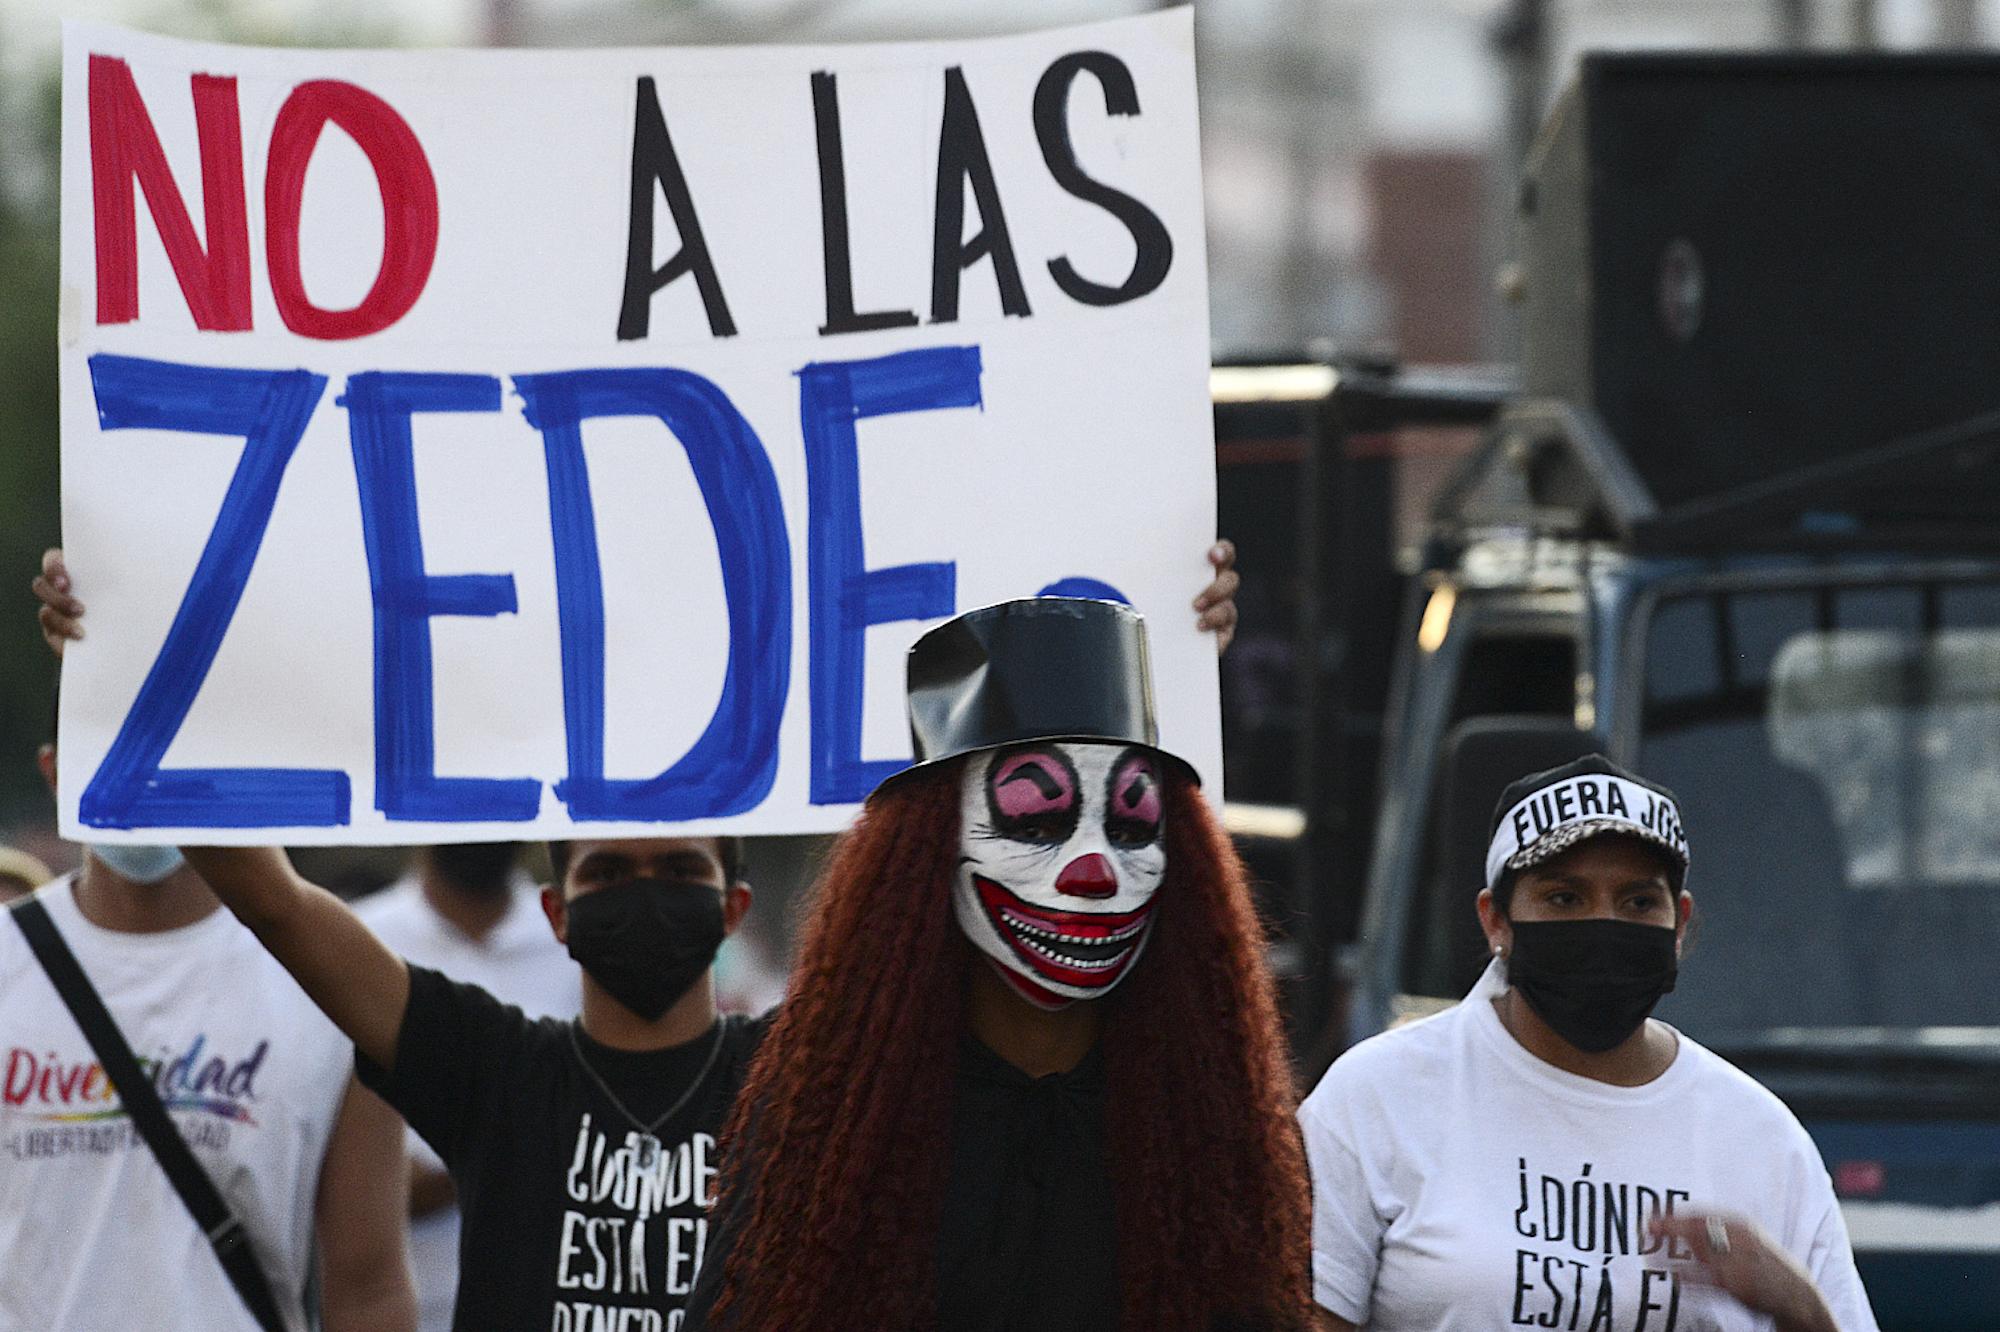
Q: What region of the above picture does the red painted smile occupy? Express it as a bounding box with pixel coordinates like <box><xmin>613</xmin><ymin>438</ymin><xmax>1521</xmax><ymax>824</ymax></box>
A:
<box><xmin>974</xmin><ymin>874</ymin><xmax>1154</xmax><ymax>993</ymax></box>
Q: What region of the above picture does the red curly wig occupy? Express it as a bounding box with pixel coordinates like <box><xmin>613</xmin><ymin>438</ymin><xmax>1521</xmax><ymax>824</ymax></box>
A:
<box><xmin>709</xmin><ymin>760</ymin><xmax>1312</xmax><ymax>1330</ymax></box>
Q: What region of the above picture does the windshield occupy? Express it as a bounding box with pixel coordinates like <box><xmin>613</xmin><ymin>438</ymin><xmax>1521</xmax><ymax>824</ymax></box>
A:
<box><xmin>1638</xmin><ymin>576</ymin><xmax>2000</xmax><ymax>1041</ymax></box>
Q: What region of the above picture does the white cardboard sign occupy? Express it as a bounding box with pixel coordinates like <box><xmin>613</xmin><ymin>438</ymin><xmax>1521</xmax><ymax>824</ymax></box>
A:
<box><xmin>57</xmin><ymin>12</ymin><xmax>1219</xmax><ymax>844</ymax></box>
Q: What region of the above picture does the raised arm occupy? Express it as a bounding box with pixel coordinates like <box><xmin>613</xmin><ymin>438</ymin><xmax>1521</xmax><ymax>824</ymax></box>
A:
<box><xmin>181</xmin><ymin>845</ymin><xmax>410</xmax><ymax>1070</ymax></box>
<box><xmin>34</xmin><ymin>549</ymin><xmax>412</xmax><ymax>1066</ymax></box>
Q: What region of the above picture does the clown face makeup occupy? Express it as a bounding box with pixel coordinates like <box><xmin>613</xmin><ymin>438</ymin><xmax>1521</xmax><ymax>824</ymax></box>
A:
<box><xmin>954</xmin><ymin>741</ymin><xmax>1168</xmax><ymax>1010</ymax></box>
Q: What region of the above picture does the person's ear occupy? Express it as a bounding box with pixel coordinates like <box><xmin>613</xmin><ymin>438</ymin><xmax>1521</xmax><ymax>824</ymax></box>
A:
<box><xmin>541</xmin><ymin>884</ymin><xmax>568</xmax><ymax>946</ymax></box>
<box><xmin>1674</xmin><ymin>889</ymin><xmax>1694</xmax><ymax>957</ymax></box>
<box><xmin>36</xmin><ymin>744</ymin><xmax>56</xmax><ymax>797</ymax></box>
<box><xmin>1476</xmin><ymin>887</ymin><xmax>1511</xmax><ymax>960</ymax></box>
<box><xmin>722</xmin><ymin>882</ymin><xmax>753</xmax><ymax>936</ymax></box>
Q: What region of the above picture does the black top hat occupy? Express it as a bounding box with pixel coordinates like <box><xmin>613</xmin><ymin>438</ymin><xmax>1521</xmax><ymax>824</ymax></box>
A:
<box><xmin>871</xmin><ymin>597</ymin><xmax>1198</xmax><ymax>798</ymax></box>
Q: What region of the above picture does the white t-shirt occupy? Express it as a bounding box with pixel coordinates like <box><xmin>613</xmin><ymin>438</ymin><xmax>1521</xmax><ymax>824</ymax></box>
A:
<box><xmin>356</xmin><ymin>873</ymin><xmax>581</xmax><ymax>1332</ymax></box>
<box><xmin>0</xmin><ymin>876</ymin><xmax>352</xmax><ymax>1332</ymax></box>
<box><xmin>1299</xmin><ymin>962</ymin><xmax>1879</xmax><ymax>1332</ymax></box>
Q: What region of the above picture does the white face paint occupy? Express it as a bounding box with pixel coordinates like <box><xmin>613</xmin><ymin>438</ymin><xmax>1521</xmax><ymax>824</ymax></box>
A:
<box><xmin>953</xmin><ymin>741</ymin><xmax>1168</xmax><ymax>1010</ymax></box>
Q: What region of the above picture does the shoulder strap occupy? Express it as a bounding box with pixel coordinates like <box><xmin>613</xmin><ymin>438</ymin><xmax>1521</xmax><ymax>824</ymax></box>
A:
<box><xmin>10</xmin><ymin>894</ymin><xmax>290</xmax><ymax>1332</ymax></box>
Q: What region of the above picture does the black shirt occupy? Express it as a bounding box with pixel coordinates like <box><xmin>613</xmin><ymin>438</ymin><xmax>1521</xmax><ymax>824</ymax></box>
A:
<box><xmin>684</xmin><ymin>1034</ymin><xmax>1118</xmax><ymax>1331</ymax></box>
<box><xmin>357</xmin><ymin>965</ymin><xmax>766</xmax><ymax>1332</ymax></box>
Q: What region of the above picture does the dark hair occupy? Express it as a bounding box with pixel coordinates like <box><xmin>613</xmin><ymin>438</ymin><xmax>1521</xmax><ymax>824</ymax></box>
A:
<box><xmin>708</xmin><ymin>764</ymin><xmax>1312</xmax><ymax>1332</ymax></box>
<box><xmin>429</xmin><ymin>842</ymin><xmax>519</xmax><ymax>894</ymax></box>
<box><xmin>1490</xmin><ymin>833</ymin><xmax>1686</xmax><ymax>914</ymax></box>
<box><xmin>545</xmin><ymin>836</ymin><xmax>743</xmax><ymax>888</ymax></box>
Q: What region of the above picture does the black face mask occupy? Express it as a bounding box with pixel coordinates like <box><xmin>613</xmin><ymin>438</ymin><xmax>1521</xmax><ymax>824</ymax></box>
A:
<box><xmin>564</xmin><ymin>877</ymin><xmax>726</xmax><ymax>1022</ymax></box>
<box><xmin>1505</xmin><ymin>919</ymin><xmax>1679</xmax><ymax>1054</ymax></box>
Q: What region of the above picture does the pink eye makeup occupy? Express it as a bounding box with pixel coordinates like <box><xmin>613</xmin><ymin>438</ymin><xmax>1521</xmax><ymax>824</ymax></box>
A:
<box><xmin>986</xmin><ymin>747</ymin><xmax>1081</xmax><ymax>841</ymax></box>
<box><xmin>1105</xmin><ymin>752</ymin><xmax>1162</xmax><ymax>846</ymax></box>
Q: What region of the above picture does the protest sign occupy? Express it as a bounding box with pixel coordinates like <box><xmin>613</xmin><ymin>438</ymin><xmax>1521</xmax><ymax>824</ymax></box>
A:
<box><xmin>57</xmin><ymin>11</ymin><xmax>1218</xmax><ymax>843</ymax></box>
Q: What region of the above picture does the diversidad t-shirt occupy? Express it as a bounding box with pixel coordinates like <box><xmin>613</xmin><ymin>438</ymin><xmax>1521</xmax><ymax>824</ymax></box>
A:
<box><xmin>358</xmin><ymin>965</ymin><xmax>766</xmax><ymax>1332</ymax></box>
<box><xmin>0</xmin><ymin>876</ymin><xmax>352</xmax><ymax>1332</ymax></box>
<box><xmin>1298</xmin><ymin>962</ymin><xmax>1880</xmax><ymax>1332</ymax></box>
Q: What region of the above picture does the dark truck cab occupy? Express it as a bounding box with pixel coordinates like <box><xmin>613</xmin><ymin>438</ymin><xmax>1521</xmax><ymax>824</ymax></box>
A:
<box><xmin>1344</xmin><ymin>414</ymin><xmax>2000</xmax><ymax>1324</ymax></box>
<box><xmin>1217</xmin><ymin>360</ymin><xmax>2000</xmax><ymax>1327</ymax></box>
<box><xmin>1208</xmin><ymin>52</ymin><xmax>2000</xmax><ymax>1320</ymax></box>
<box><xmin>1275</xmin><ymin>52</ymin><xmax>2000</xmax><ymax>1327</ymax></box>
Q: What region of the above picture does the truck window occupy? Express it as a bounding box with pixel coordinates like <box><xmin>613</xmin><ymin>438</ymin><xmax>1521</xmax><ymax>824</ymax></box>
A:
<box><xmin>1771</xmin><ymin>626</ymin><xmax>2000</xmax><ymax>888</ymax></box>
<box><xmin>1401</xmin><ymin>631</ymin><xmax>1579</xmax><ymax>1000</ymax></box>
<box><xmin>1451</xmin><ymin>635</ymin><xmax>1576</xmax><ymax>720</ymax></box>
<box><xmin>1638</xmin><ymin>579</ymin><xmax>2000</xmax><ymax>1037</ymax></box>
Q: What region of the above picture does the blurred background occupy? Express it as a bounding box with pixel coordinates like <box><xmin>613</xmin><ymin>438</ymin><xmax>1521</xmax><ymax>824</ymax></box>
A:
<box><xmin>2</xmin><ymin>0</ymin><xmax>1996</xmax><ymax>918</ymax></box>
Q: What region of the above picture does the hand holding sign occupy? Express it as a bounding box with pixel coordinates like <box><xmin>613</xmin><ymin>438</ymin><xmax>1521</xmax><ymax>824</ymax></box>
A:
<box><xmin>1194</xmin><ymin>540</ymin><xmax>1239</xmax><ymax>653</ymax></box>
<box><xmin>33</xmin><ymin>549</ymin><xmax>84</xmax><ymax>657</ymax></box>
<box><xmin>58</xmin><ymin>14</ymin><xmax>1220</xmax><ymax>844</ymax></box>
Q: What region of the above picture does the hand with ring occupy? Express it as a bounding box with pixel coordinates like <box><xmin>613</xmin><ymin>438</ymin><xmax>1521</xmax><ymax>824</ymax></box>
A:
<box><xmin>1648</xmin><ymin>1211</ymin><xmax>1840</xmax><ymax>1332</ymax></box>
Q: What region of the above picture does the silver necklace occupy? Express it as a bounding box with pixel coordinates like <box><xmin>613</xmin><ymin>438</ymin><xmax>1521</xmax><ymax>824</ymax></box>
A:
<box><xmin>567</xmin><ymin>1019</ymin><xmax>727</xmax><ymax>1171</ymax></box>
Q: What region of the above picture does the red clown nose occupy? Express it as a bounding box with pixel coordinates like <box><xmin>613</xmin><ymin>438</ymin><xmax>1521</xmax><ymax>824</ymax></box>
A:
<box><xmin>1054</xmin><ymin>853</ymin><xmax>1117</xmax><ymax>899</ymax></box>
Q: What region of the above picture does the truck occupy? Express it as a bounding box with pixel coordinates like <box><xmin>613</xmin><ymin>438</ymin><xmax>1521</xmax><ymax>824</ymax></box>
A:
<box><xmin>1217</xmin><ymin>53</ymin><xmax>2000</xmax><ymax>1328</ymax></box>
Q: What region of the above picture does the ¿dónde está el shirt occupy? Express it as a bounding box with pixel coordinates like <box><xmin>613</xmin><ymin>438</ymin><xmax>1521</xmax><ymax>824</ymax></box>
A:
<box><xmin>1298</xmin><ymin>961</ymin><xmax>1879</xmax><ymax>1332</ymax></box>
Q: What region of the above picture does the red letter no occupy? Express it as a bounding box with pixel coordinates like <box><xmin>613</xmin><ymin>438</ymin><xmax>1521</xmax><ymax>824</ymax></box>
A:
<box><xmin>265</xmin><ymin>80</ymin><xmax>439</xmax><ymax>340</ymax></box>
<box><xmin>89</xmin><ymin>55</ymin><xmax>252</xmax><ymax>330</ymax></box>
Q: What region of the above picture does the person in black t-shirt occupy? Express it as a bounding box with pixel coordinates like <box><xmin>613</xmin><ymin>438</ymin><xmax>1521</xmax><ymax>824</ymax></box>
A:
<box><xmin>169</xmin><ymin>834</ymin><xmax>764</xmax><ymax>1332</ymax></box>
<box><xmin>33</xmin><ymin>546</ymin><xmax>1246</xmax><ymax>1332</ymax></box>
<box><xmin>685</xmin><ymin>599</ymin><xmax>1312</xmax><ymax>1332</ymax></box>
